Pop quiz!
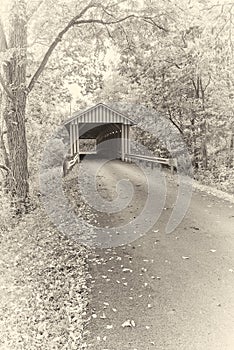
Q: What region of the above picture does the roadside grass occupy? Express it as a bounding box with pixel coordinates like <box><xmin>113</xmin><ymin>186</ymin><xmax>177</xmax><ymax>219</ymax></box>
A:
<box><xmin>0</xmin><ymin>189</ymin><xmax>89</xmax><ymax>349</ymax></box>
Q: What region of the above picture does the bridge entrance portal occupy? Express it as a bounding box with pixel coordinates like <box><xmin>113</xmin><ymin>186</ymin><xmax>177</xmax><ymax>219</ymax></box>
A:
<box><xmin>63</xmin><ymin>103</ymin><xmax>135</xmax><ymax>163</ymax></box>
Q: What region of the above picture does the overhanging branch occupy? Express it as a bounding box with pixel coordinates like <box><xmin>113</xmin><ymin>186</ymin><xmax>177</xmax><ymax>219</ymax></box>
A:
<box><xmin>74</xmin><ymin>15</ymin><xmax>135</xmax><ymax>26</ymax></box>
<box><xmin>27</xmin><ymin>3</ymin><xmax>167</xmax><ymax>94</ymax></box>
<box><xmin>142</xmin><ymin>16</ymin><xmax>169</xmax><ymax>32</ymax></box>
<box><xmin>27</xmin><ymin>2</ymin><xmax>100</xmax><ymax>93</ymax></box>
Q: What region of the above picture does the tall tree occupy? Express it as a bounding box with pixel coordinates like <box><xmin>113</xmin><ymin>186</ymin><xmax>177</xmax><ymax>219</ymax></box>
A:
<box><xmin>1</xmin><ymin>1</ymin><xmax>28</xmax><ymax>209</ymax></box>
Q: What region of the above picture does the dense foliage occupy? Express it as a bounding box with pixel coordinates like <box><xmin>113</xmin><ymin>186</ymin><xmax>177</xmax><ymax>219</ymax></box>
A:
<box><xmin>92</xmin><ymin>1</ymin><xmax>234</xmax><ymax>192</ymax></box>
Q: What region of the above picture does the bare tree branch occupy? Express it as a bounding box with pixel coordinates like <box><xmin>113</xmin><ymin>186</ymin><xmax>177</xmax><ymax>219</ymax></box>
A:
<box><xmin>203</xmin><ymin>3</ymin><xmax>234</xmax><ymax>11</ymax></box>
<box><xmin>0</xmin><ymin>18</ymin><xmax>14</xmax><ymax>99</ymax></box>
<box><xmin>0</xmin><ymin>72</ymin><xmax>14</xmax><ymax>99</ymax></box>
<box><xmin>191</xmin><ymin>78</ymin><xmax>197</xmax><ymax>91</ymax></box>
<box><xmin>203</xmin><ymin>74</ymin><xmax>211</xmax><ymax>92</ymax></box>
<box><xmin>104</xmin><ymin>25</ymin><xmax>114</xmax><ymax>40</ymax></box>
<box><xmin>0</xmin><ymin>163</ymin><xmax>10</xmax><ymax>173</ymax></box>
<box><xmin>74</xmin><ymin>15</ymin><xmax>135</xmax><ymax>26</ymax></box>
<box><xmin>0</xmin><ymin>17</ymin><xmax>8</xmax><ymax>51</ymax></box>
<box><xmin>26</xmin><ymin>0</ymin><xmax>44</xmax><ymax>22</ymax></box>
<box><xmin>117</xmin><ymin>23</ymin><xmax>134</xmax><ymax>50</ymax></box>
<box><xmin>167</xmin><ymin>107</ymin><xmax>183</xmax><ymax>134</ymax></box>
<box><xmin>165</xmin><ymin>59</ymin><xmax>182</xmax><ymax>69</ymax></box>
<box><xmin>142</xmin><ymin>16</ymin><xmax>169</xmax><ymax>32</ymax></box>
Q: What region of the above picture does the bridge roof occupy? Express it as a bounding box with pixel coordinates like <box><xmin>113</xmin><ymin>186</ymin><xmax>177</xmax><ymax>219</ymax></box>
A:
<box><xmin>63</xmin><ymin>103</ymin><xmax>136</xmax><ymax>126</ymax></box>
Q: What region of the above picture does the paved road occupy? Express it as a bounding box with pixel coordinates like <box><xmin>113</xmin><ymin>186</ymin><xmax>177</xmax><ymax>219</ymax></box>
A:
<box><xmin>82</xmin><ymin>159</ymin><xmax>234</xmax><ymax>350</ymax></box>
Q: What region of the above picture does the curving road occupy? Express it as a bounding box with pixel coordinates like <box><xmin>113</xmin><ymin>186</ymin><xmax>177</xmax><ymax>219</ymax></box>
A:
<box><xmin>80</xmin><ymin>159</ymin><xmax>234</xmax><ymax>350</ymax></box>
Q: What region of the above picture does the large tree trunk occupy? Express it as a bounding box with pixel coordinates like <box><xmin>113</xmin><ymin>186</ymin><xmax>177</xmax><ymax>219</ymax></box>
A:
<box><xmin>4</xmin><ymin>95</ymin><xmax>28</xmax><ymax>205</ymax></box>
<box><xmin>3</xmin><ymin>0</ymin><xmax>29</xmax><ymax>209</ymax></box>
<box><xmin>201</xmin><ymin>138</ymin><xmax>208</xmax><ymax>169</ymax></box>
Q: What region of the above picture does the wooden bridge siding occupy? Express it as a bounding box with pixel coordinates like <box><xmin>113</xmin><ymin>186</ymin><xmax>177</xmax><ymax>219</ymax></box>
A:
<box><xmin>74</xmin><ymin>105</ymin><xmax>132</xmax><ymax>125</ymax></box>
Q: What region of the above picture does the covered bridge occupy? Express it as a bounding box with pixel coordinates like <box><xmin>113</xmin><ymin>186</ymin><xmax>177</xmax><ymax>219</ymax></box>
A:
<box><xmin>63</xmin><ymin>103</ymin><xmax>135</xmax><ymax>163</ymax></box>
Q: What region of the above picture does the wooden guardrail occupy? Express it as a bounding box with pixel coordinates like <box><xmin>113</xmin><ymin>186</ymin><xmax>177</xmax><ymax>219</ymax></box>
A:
<box><xmin>125</xmin><ymin>153</ymin><xmax>177</xmax><ymax>174</ymax></box>
<box><xmin>63</xmin><ymin>152</ymin><xmax>177</xmax><ymax>177</ymax></box>
<box><xmin>63</xmin><ymin>153</ymin><xmax>80</xmax><ymax>176</ymax></box>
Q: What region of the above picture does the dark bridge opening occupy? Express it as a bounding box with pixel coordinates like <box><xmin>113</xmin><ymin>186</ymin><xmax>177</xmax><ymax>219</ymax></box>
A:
<box><xmin>79</xmin><ymin>123</ymin><xmax>122</xmax><ymax>160</ymax></box>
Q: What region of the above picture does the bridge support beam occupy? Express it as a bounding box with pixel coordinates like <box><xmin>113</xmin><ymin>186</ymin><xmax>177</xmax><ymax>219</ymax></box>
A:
<box><xmin>70</xmin><ymin>123</ymin><xmax>73</xmax><ymax>156</ymax></box>
<box><xmin>73</xmin><ymin>123</ymin><xmax>77</xmax><ymax>155</ymax></box>
<box><xmin>125</xmin><ymin>125</ymin><xmax>128</xmax><ymax>162</ymax></box>
<box><xmin>75</xmin><ymin>122</ymin><xmax>80</xmax><ymax>163</ymax></box>
<box><xmin>70</xmin><ymin>122</ymin><xmax>80</xmax><ymax>162</ymax></box>
<box><xmin>121</xmin><ymin>124</ymin><xmax>130</xmax><ymax>162</ymax></box>
<box><xmin>126</xmin><ymin>124</ymin><xmax>130</xmax><ymax>162</ymax></box>
<box><xmin>121</xmin><ymin>124</ymin><xmax>127</xmax><ymax>161</ymax></box>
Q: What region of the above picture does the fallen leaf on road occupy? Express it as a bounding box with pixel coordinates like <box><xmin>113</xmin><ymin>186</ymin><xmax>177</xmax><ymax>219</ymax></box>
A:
<box><xmin>106</xmin><ymin>325</ymin><xmax>113</xmax><ymax>329</ymax></box>
<box><xmin>100</xmin><ymin>312</ymin><xmax>107</xmax><ymax>319</ymax></box>
<box><xmin>122</xmin><ymin>319</ymin><xmax>136</xmax><ymax>328</ymax></box>
<box><xmin>122</xmin><ymin>268</ymin><xmax>133</xmax><ymax>273</ymax></box>
<box><xmin>182</xmin><ymin>256</ymin><xmax>189</xmax><ymax>260</ymax></box>
<box><xmin>210</xmin><ymin>249</ymin><xmax>216</xmax><ymax>253</ymax></box>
